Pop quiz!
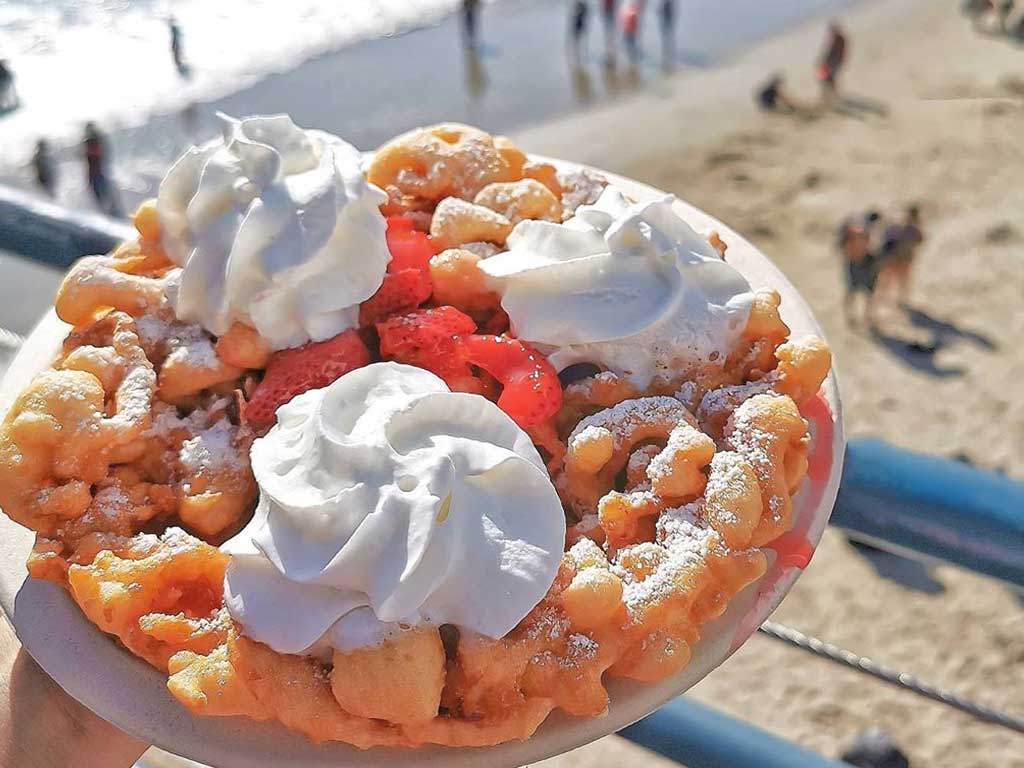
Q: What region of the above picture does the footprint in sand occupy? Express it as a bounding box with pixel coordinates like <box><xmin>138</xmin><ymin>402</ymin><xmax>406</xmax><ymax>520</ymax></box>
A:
<box><xmin>984</xmin><ymin>222</ymin><xmax>1017</xmax><ymax>244</ymax></box>
<box><xmin>704</xmin><ymin>150</ymin><xmax>749</xmax><ymax>168</ymax></box>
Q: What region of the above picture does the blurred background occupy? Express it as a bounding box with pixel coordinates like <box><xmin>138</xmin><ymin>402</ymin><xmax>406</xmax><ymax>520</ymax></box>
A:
<box><xmin>2</xmin><ymin>1</ymin><xmax>1023</xmax><ymax>767</ymax></box>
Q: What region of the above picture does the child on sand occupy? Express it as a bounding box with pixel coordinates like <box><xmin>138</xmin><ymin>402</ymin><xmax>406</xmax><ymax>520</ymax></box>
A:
<box><xmin>877</xmin><ymin>206</ymin><xmax>924</xmax><ymax>303</ymax></box>
<box><xmin>838</xmin><ymin>211</ymin><xmax>881</xmax><ymax>326</ymax></box>
<box><xmin>756</xmin><ymin>74</ymin><xmax>799</xmax><ymax>113</ymax></box>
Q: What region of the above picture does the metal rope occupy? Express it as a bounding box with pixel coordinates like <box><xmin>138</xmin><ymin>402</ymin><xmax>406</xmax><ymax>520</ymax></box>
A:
<box><xmin>758</xmin><ymin>620</ymin><xmax>1024</xmax><ymax>736</ymax></box>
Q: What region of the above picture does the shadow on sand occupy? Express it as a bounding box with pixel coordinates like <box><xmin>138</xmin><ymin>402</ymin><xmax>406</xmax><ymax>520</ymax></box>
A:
<box><xmin>847</xmin><ymin>539</ymin><xmax>946</xmax><ymax>595</ymax></box>
<box><xmin>867</xmin><ymin>304</ymin><xmax>997</xmax><ymax>378</ymax></box>
<box><xmin>834</xmin><ymin>92</ymin><xmax>889</xmax><ymax>118</ymax></box>
<box><xmin>904</xmin><ymin>305</ymin><xmax>997</xmax><ymax>351</ymax></box>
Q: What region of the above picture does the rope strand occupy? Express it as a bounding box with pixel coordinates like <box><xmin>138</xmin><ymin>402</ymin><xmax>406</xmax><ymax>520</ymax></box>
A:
<box><xmin>759</xmin><ymin>620</ymin><xmax>1024</xmax><ymax>736</ymax></box>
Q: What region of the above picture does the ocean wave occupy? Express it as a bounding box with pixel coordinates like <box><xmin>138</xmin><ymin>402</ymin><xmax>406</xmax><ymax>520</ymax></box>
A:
<box><xmin>0</xmin><ymin>0</ymin><xmax>464</xmax><ymax>163</ymax></box>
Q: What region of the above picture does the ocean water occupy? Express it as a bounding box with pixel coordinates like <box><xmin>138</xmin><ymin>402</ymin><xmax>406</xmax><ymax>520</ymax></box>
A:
<box><xmin>0</xmin><ymin>0</ymin><xmax>460</xmax><ymax>160</ymax></box>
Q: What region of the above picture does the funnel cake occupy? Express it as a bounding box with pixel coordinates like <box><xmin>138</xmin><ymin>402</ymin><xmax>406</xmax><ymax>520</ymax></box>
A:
<box><xmin>0</xmin><ymin>119</ymin><xmax>831</xmax><ymax>750</ymax></box>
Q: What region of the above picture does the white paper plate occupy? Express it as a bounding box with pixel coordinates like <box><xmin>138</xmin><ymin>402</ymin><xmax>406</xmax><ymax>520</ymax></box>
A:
<box><xmin>0</xmin><ymin>164</ymin><xmax>844</xmax><ymax>768</ymax></box>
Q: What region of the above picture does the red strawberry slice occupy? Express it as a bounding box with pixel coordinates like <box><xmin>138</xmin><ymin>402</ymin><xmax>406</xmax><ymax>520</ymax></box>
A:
<box><xmin>244</xmin><ymin>329</ymin><xmax>370</xmax><ymax>425</ymax></box>
<box><xmin>386</xmin><ymin>216</ymin><xmax>437</xmax><ymax>273</ymax></box>
<box><xmin>359</xmin><ymin>267</ymin><xmax>432</xmax><ymax>327</ymax></box>
<box><xmin>377</xmin><ymin>306</ymin><xmax>479</xmax><ymax>391</ymax></box>
<box><xmin>461</xmin><ymin>335</ymin><xmax>562</xmax><ymax>428</ymax></box>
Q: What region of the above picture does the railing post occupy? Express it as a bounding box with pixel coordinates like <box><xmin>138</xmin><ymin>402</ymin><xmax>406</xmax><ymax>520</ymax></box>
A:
<box><xmin>833</xmin><ymin>438</ymin><xmax>1024</xmax><ymax>587</ymax></box>
<box><xmin>0</xmin><ymin>185</ymin><xmax>133</xmax><ymax>267</ymax></box>
<box><xmin>619</xmin><ymin>696</ymin><xmax>846</xmax><ymax>767</ymax></box>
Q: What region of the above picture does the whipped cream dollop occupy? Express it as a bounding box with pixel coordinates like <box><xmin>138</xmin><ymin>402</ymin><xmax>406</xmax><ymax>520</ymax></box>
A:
<box><xmin>156</xmin><ymin>113</ymin><xmax>389</xmax><ymax>350</ymax></box>
<box><xmin>222</xmin><ymin>363</ymin><xmax>565</xmax><ymax>655</ymax></box>
<box><xmin>479</xmin><ymin>187</ymin><xmax>754</xmax><ymax>387</ymax></box>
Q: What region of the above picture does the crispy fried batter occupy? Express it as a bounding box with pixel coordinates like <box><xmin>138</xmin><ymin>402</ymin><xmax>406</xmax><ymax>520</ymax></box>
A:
<box><xmin>67</xmin><ymin>528</ymin><xmax>228</xmax><ymax>669</ymax></box>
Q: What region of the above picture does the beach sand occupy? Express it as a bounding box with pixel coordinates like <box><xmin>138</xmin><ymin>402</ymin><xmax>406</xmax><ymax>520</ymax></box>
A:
<box><xmin>116</xmin><ymin>0</ymin><xmax>1022</xmax><ymax>765</ymax></box>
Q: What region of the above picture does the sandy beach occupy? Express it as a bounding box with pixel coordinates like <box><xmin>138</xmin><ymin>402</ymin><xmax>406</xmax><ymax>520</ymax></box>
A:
<box><xmin>2</xmin><ymin>0</ymin><xmax>1021</xmax><ymax>765</ymax></box>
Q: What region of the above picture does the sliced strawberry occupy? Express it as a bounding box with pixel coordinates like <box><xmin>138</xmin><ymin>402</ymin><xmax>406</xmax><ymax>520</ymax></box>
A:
<box><xmin>461</xmin><ymin>335</ymin><xmax>562</xmax><ymax>428</ymax></box>
<box><xmin>359</xmin><ymin>267</ymin><xmax>432</xmax><ymax>327</ymax></box>
<box><xmin>378</xmin><ymin>306</ymin><xmax>477</xmax><ymax>349</ymax></box>
<box><xmin>377</xmin><ymin>306</ymin><xmax>478</xmax><ymax>391</ymax></box>
<box><xmin>386</xmin><ymin>216</ymin><xmax>437</xmax><ymax>273</ymax></box>
<box><xmin>244</xmin><ymin>329</ymin><xmax>370</xmax><ymax>425</ymax></box>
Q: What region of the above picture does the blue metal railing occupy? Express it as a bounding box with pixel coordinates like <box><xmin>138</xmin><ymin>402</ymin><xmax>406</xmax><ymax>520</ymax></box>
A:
<box><xmin>0</xmin><ymin>185</ymin><xmax>133</xmax><ymax>267</ymax></box>
<box><xmin>833</xmin><ymin>437</ymin><xmax>1024</xmax><ymax>588</ymax></box>
<box><xmin>621</xmin><ymin>697</ymin><xmax>847</xmax><ymax>767</ymax></box>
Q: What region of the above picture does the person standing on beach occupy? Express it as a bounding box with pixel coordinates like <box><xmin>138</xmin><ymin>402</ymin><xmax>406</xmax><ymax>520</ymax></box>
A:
<box><xmin>601</xmin><ymin>0</ymin><xmax>618</xmax><ymax>62</ymax></box>
<box><xmin>816</xmin><ymin>21</ymin><xmax>847</xmax><ymax>104</ymax></box>
<box><xmin>462</xmin><ymin>0</ymin><xmax>480</xmax><ymax>50</ymax></box>
<box><xmin>570</xmin><ymin>1</ymin><xmax>590</xmax><ymax>59</ymax></box>
<box><xmin>838</xmin><ymin>212</ymin><xmax>879</xmax><ymax>326</ymax></box>
<box><xmin>82</xmin><ymin>123</ymin><xmax>122</xmax><ymax>217</ymax></box>
<box><xmin>622</xmin><ymin>2</ymin><xmax>641</xmax><ymax>62</ymax></box>
<box><xmin>998</xmin><ymin>0</ymin><xmax>1016</xmax><ymax>32</ymax></box>
<box><xmin>0</xmin><ymin>60</ymin><xmax>19</xmax><ymax>111</ymax></box>
<box><xmin>659</xmin><ymin>0</ymin><xmax>675</xmax><ymax>67</ymax></box>
<box><xmin>32</xmin><ymin>139</ymin><xmax>56</xmax><ymax>197</ymax></box>
<box><xmin>168</xmin><ymin>17</ymin><xmax>188</xmax><ymax>77</ymax></box>
<box><xmin>877</xmin><ymin>205</ymin><xmax>924</xmax><ymax>303</ymax></box>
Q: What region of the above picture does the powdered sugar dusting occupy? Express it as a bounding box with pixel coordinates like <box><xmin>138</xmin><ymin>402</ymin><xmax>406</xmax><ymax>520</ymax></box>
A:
<box><xmin>570</xmin><ymin>396</ymin><xmax>687</xmax><ymax>449</ymax></box>
<box><xmin>179</xmin><ymin>419</ymin><xmax>242</xmax><ymax>474</ymax></box>
<box><xmin>611</xmin><ymin>503</ymin><xmax>714</xmax><ymax>617</ymax></box>
<box><xmin>164</xmin><ymin>325</ymin><xmax>220</xmax><ymax>370</ymax></box>
<box><xmin>431</xmin><ymin>197</ymin><xmax>511</xmax><ymax>235</ymax></box>
<box><xmin>135</xmin><ymin>313</ymin><xmax>173</xmax><ymax>349</ymax></box>
<box><xmin>459</xmin><ymin>241</ymin><xmax>501</xmax><ymax>258</ymax></box>
<box><xmin>674</xmin><ymin>380</ymin><xmax>700</xmax><ymax>410</ymax></box>
<box><xmin>626</xmin><ymin>444</ymin><xmax>660</xmax><ymax>486</ymax></box>
<box><xmin>558</xmin><ymin>168</ymin><xmax>607</xmax><ymax>217</ymax></box>
<box><xmin>569</xmin><ymin>424</ymin><xmax>612</xmax><ymax>454</ymax></box>
<box><xmin>698</xmin><ymin>380</ymin><xmax>772</xmax><ymax>429</ymax></box>
<box><xmin>568</xmin><ymin>537</ymin><xmax>606</xmax><ymax>568</ymax></box>
<box><xmin>566</xmin><ymin>632</ymin><xmax>598</xmax><ymax>663</ymax></box>
<box><xmin>726</xmin><ymin>395</ymin><xmax>786</xmax><ymax>514</ymax></box>
<box><xmin>704</xmin><ymin>452</ymin><xmax>749</xmax><ymax>525</ymax></box>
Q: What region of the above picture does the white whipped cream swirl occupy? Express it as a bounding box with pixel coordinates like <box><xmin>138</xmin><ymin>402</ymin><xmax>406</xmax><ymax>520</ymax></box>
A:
<box><xmin>479</xmin><ymin>187</ymin><xmax>754</xmax><ymax>387</ymax></box>
<box><xmin>221</xmin><ymin>362</ymin><xmax>565</xmax><ymax>655</ymax></box>
<box><xmin>157</xmin><ymin>114</ymin><xmax>389</xmax><ymax>350</ymax></box>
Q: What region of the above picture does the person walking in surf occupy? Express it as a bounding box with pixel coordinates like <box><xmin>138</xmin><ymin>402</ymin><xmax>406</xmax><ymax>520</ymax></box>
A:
<box><xmin>82</xmin><ymin>122</ymin><xmax>122</xmax><ymax>217</ymax></box>
<box><xmin>169</xmin><ymin>16</ymin><xmax>189</xmax><ymax>77</ymax></box>
<box><xmin>570</xmin><ymin>1</ymin><xmax>590</xmax><ymax>59</ymax></box>
<box><xmin>462</xmin><ymin>0</ymin><xmax>481</xmax><ymax>50</ymax></box>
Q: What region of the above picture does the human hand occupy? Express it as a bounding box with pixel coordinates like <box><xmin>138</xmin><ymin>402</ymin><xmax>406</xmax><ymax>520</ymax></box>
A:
<box><xmin>0</xmin><ymin>614</ymin><xmax>147</xmax><ymax>768</ymax></box>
